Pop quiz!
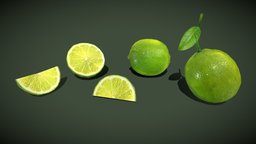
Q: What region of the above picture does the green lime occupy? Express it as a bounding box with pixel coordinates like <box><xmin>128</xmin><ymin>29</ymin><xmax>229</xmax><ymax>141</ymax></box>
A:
<box><xmin>185</xmin><ymin>48</ymin><xmax>241</xmax><ymax>103</ymax></box>
<box><xmin>16</xmin><ymin>66</ymin><xmax>61</xmax><ymax>95</ymax></box>
<box><xmin>93</xmin><ymin>75</ymin><xmax>136</xmax><ymax>102</ymax></box>
<box><xmin>128</xmin><ymin>39</ymin><xmax>171</xmax><ymax>76</ymax></box>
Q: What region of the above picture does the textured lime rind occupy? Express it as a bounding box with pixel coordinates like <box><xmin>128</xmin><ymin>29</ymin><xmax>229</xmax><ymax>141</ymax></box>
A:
<box><xmin>185</xmin><ymin>49</ymin><xmax>241</xmax><ymax>103</ymax></box>
<box><xmin>128</xmin><ymin>39</ymin><xmax>171</xmax><ymax>76</ymax></box>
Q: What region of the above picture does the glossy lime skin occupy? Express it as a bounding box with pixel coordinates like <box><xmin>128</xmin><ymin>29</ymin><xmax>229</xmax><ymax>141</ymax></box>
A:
<box><xmin>185</xmin><ymin>48</ymin><xmax>241</xmax><ymax>103</ymax></box>
<box><xmin>128</xmin><ymin>39</ymin><xmax>171</xmax><ymax>76</ymax></box>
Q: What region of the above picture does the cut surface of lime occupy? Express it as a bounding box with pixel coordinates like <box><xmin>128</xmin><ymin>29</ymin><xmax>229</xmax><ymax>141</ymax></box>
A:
<box><xmin>66</xmin><ymin>43</ymin><xmax>105</xmax><ymax>78</ymax></box>
<box><xmin>16</xmin><ymin>66</ymin><xmax>61</xmax><ymax>95</ymax></box>
<box><xmin>93</xmin><ymin>75</ymin><xmax>136</xmax><ymax>102</ymax></box>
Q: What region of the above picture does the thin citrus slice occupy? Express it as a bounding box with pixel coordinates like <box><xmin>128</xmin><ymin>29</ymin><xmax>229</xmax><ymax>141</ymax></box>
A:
<box><xmin>93</xmin><ymin>75</ymin><xmax>136</xmax><ymax>102</ymax></box>
<box><xmin>66</xmin><ymin>43</ymin><xmax>105</xmax><ymax>78</ymax></box>
<box><xmin>16</xmin><ymin>66</ymin><xmax>61</xmax><ymax>95</ymax></box>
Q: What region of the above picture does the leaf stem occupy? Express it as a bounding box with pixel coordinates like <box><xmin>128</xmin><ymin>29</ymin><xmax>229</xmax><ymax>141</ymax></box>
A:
<box><xmin>198</xmin><ymin>13</ymin><xmax>204</xmax><ymax>27</ymax></box>
<box><xmin>196</xmin><ymin>13</ymin><xmax>203</xmax><ymax>52</ymax></box>
<box><xmin>196</xmin><ymin>41</ymin><xmax>201</xmax><ymax>52</ymax></box>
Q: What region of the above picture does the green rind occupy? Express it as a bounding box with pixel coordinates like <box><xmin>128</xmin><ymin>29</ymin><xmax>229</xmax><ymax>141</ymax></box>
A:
<box><xmin>185</xmin><ymin>49</ymin><xmax>241</xmax><ymax>103</ymax></box>
<box><xmin>128</xmin><ymin>39</ymin><xmax>171</xmax><ymax>76</ymax></box>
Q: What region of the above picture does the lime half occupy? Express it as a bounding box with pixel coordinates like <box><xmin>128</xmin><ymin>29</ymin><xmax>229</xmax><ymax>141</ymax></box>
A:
<box><xmin>93</xmin><ymin>75</ymin><xmax>136</xmax><ymax>102</ymax></box>
<box><xmin>16</xmin><ymin>66</ymin><xmax>61</xmax><ymax>95</ymax></box>
<box><xmin>66</xmin><ymin>43</ymin><xmax>105</xmax><ymax>78</ymax></box>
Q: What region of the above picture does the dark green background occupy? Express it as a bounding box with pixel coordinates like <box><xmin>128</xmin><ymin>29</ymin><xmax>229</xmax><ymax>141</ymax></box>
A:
<box><xmin>1</xmin><ymin>0</ymin><xmax>255</xmax><ymax>143</ymax></box>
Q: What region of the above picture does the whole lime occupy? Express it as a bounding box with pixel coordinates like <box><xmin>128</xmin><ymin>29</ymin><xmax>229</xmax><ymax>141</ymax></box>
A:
<box><xmin>128</xmin><ymin>39</ymin><xmax>171</xmax><ymax>76</ymax></box>
<box><xmin>185</xmin><ymin>48</ymin><xmax>241</xmax><ymax>103</ymax></box>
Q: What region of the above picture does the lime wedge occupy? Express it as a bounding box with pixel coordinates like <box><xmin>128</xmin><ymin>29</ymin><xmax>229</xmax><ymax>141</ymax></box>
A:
<box><xmin>93</xmin><ymin>75</ymin><xmax>136</xmax><ymax>102</ymax></box>
<box><xmin>66</xmin><ymin>43</ymin><xmax>105</xmax><ymax>78</ymax></box>
<box><xmin>16</xmin><ymin>66</ymin><xmax>61</xmax><ymax>95</ymax></box>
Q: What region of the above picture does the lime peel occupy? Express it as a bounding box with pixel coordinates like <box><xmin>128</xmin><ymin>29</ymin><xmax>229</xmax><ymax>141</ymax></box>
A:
<box><xmin>128</xmin><ymin>39</ymin><xmax>171</xmax><ymax>76</ymax></box>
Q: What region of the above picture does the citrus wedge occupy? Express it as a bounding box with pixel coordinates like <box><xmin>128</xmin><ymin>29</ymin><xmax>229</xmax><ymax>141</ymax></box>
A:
<box><xmin>66</xmin><ymin>43</ymin><xmax>105</xmax><ymax>78</ymax></box>
<box><xmin>93</xmin><ymin>75</ymin><xmax>136</xmax><ymax>102</ymax></box>
<box><xmin>16</xmin><ymin>66</ymin><xmax>61</xmax><ymax>95</ymax></box>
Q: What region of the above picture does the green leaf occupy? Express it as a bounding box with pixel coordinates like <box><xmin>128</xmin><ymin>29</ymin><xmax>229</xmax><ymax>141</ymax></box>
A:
<box><xmin>178</xmin><ymin>26</ymin><xmax>201</xmax><ymax>51</ymax></box>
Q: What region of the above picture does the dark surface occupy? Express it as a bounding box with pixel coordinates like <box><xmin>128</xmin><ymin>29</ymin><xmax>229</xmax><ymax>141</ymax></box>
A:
<box><xmin>1</xmin><ymin>0</ymin><xmax>256</xmax><ymax>143</ymax></box>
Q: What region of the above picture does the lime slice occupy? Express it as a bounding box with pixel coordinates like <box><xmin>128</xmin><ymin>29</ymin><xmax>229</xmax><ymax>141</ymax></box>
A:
<box><xmin>16</xmin><ymin>66</ymin><xmax>61</xmax><ymax>95</ymax></box>
<box><xmin>93</xmin><ymin>75</ymin><xmax>136</xmax><ymax>102</ymax></box>
<box><xmin>66</xmin><ymin>43</ymin><xmax>105</xmax><ymax>78</ymax></box>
